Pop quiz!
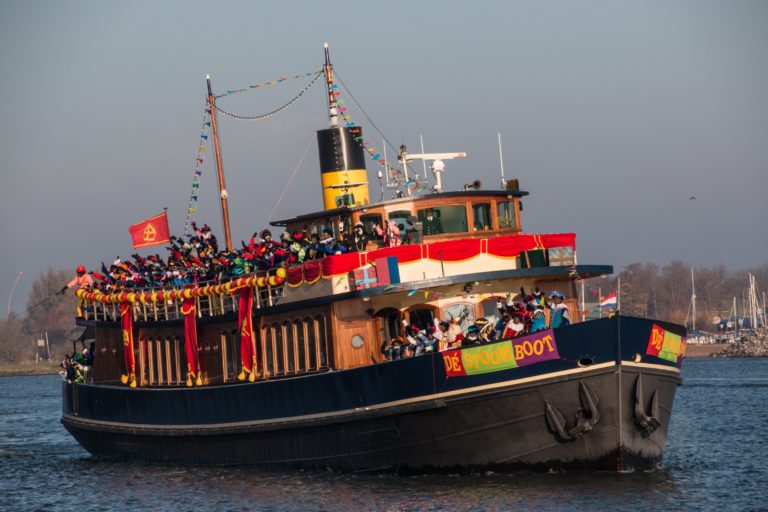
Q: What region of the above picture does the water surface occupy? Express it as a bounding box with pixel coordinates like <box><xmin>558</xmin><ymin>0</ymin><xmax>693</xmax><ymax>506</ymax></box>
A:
<box><xmin>2</xmin><ymin>359</ymin><xmax>766</xmax><ymax>511</ymax></box>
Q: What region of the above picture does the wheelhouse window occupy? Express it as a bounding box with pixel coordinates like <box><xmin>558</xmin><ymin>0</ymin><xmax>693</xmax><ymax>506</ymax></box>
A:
<box><xmin>360</xmin><ymin>213</ymin><xmax>383</xmax><ymax>240</ymax></box>
<box><xmin>417</xmin><ymin>205</ymin><xmax>468</xmax><ymax>235</ymax></box>
<box><xmin>497</xmin><ymin>200</ymin><xmax>517</xmax><ymax>230</ymax></box>
<box><xmin>472</xmin><ymin>203</ymin><xmax>492</xmax><ymax>231</ymax></box>
<box><xmin>388</xmin><ymin>210</ymin><xmax>412</xmax><ymax>233</ymax></box>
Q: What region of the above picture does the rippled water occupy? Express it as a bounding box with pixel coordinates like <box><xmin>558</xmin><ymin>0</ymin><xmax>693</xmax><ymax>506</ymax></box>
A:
<box><xmin>2</xmin><ymin>359</ymin><xmax>767</xmax><ymax>511</ymax></box>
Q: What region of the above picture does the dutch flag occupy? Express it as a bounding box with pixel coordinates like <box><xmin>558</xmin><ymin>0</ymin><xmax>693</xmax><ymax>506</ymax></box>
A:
<box><xmin>600</xmin><ymin>292</ymin><xmax>617</xmax><ymax>307</ymax></box>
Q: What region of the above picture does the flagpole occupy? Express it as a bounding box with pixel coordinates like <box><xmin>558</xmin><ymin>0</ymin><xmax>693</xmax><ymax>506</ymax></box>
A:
<box><xmin>599</xmin><ymin>286</ymin><xmax>602</xmax><ymax>319</ymax></box>
<box><xmin>206</xmin><ymin>74</ymin><xmax>233</xmax><ymax>252</ymax></box>
<box><xmin>617</xmin><ymin>276</ymin><xmax>621</xmax><ymax>312</ymax></box>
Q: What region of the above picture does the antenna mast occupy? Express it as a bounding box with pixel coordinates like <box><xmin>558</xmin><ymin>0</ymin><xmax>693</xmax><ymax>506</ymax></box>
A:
<box><xmin>206</xmin><ymin>74</ymin><xmax>233</xmax><ymax>251</ymax></box>
<box><xmin>323</xmin><ymin>42</ymin><xmax>338</xmax><ymax>128</ymax></box>
<box><xmin>498</xmin><ymin>132</ymin><xmax>506</xmax><ymax>188</ymax></box>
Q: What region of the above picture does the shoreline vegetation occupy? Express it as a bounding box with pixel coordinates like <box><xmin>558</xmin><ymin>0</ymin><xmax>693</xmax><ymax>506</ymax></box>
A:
<box><xmin>0</xmin><ymin>361</ymin><xmax>60</xmax><ymax>377</ymax></box>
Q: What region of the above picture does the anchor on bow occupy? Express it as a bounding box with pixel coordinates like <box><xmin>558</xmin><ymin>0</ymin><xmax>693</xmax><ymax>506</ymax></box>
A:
<box><xmin>545</xmin><ymin>381</ymin><xmax>601</xmax><ymax>441</ymax></box>
<box><xmin>633</xmin><ymin>374</ymin><xmax>661</xmax><ymax>435</ymax></box>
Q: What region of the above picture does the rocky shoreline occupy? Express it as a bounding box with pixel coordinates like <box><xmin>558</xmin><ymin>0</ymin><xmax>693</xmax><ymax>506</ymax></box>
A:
<box><xmin>710</xmin><ymin>328</ymin><xmax>768</xmax><ymax>358</ymax></box>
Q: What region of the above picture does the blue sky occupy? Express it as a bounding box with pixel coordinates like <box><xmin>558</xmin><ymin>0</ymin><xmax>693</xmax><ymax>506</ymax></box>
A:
<box><xmin>1</xmin><ymin>0</ymin><xmax>767</xmax><ymax>313</ymax></box>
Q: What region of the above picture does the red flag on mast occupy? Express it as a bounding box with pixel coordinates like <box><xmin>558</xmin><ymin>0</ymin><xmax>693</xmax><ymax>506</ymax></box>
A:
<box><xmin>129</xmin><ymin>211</ymin><xmax>171</xmax><ymax>249</ymax></box>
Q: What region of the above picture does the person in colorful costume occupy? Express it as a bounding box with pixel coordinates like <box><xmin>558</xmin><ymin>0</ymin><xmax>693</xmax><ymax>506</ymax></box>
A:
<box><xmin>58</xmin><ymin>265</ymin><xmax>94</xmax><ymax>317</ymax></box>
<box><xmin>548</xmin><ymin>290</ymin><xmax>571</xmax><ymax>328</ymax></box>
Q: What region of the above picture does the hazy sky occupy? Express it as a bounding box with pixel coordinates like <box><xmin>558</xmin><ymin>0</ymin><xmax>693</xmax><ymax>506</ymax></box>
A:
<box><xmin>1</xmin><ymin>0</ymin><xmax>767</xmax><ymax>314</ymax></box>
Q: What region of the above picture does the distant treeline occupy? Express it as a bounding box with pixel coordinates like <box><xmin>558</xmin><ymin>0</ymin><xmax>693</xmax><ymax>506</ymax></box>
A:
<box><xmin>1</xmin><ymin>268</ymin><xmax>78</xmax><ymax>364</ymax></box>
<box><xmin>587</xmin><ymin>261</ymin><xmax>768</xmax><ymax>327</ymax></box>
<box><xmin>1</xmin><ymin>262</ymin><xmax>766</xmax><ymax>364</ymax></box>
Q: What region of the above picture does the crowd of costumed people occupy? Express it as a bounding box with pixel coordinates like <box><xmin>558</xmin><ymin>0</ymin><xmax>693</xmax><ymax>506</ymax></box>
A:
<box><xmin>59</xmin><ymin>221</ymin><xmax>386</xmax><ymax>294</ymax></box>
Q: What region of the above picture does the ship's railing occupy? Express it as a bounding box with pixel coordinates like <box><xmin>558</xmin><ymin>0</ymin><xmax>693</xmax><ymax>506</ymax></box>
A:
<box><xmin>78</xmin><ymin>275</ymin><xmax>286</xmax><ymax>323</ymax></box>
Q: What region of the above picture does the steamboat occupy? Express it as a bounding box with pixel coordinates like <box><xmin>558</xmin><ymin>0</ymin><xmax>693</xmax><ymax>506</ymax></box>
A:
<box><xmin>61</xmin><ymin>45</ymin><xmax>685</xmax><ymax>472</ymax></box>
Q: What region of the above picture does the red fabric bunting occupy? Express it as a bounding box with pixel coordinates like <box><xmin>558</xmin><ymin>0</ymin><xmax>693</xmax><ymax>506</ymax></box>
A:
<box><xmin>540</xmin><ymin>233</ymin><xmax>576</xmax><ymax>249</ymax></box>
<box><xmin>366</xmin><ymin>245</ymin><xmax>423</xmax><ymax>265</ymax></box>
<box><xmin>321</xmin><ymin>252</ymin><xmax>365</xmax><ymax>277</ymax></box>
<box><xmin>303</xmin><ymin>261</ymin><xmax>322</xmax><ymax>283</ymax></box>
<box><xmin>427</xmin><ymin>239</ymin><xmax>483</xmax><ymax>262</ymax></box>
<box><xmin>286</xmin><ymin>266</ymin><xmax>304</xmax><ymax>286</ymax></box>
<box><xmin>487</xmin><ymin>234</ymin><xmax>536</xmax><ymax>257</ymax></box>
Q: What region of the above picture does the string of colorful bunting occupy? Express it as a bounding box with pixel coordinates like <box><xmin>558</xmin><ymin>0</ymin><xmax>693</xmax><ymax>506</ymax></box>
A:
<box><xmin>183</xmin><ymin>105</ymin><xmax>211</xmax><ymax>237</ymax></box>
<box><xmin>334</xmin><ymin>91</ymin><xmax>429</xmax><ymax>194</ymax></box>
<box><xmin>213</xmin><ymin>71</ymin><xmax>324</xmax><ymax>121</ymax></box>
<box><xmin>214</xmin><ymin>71</ymin><xmax>321</xmax><ymax>99</ymax></box>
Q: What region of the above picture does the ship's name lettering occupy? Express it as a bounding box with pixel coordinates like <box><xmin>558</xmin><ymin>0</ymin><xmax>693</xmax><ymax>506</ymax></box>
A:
<box><xmin>444</xmin><ymin>352</ymin><xmax>463</xmax><ymax>373</ymax></box>
<box><xmin>514</xmin><ymin>334</ymin><xmax>555</xmax><ymax>361</ymax></box>
<box><xmin>462</xmin><ymin>343</ymin><xmax>514</xmax><ymax>370</ymax></box>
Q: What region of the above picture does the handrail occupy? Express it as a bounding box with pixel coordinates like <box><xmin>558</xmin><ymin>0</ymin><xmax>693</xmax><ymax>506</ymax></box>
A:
<box><xmin>77</xmin><ymin>272</ymin><xmax>286</xmax><ymax>322</ymax></box>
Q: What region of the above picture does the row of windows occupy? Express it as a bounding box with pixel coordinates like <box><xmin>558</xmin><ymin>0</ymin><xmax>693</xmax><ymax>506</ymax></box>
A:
<box><xmin>377</xmin><ymin>300</ymin><xmax>507</xmax><ymax>342</ymax></box>
<box><xmin>263</xmin><ymin>316</ymin><xmax>329</xmax><ymax>377</ymax></box>
<box><xmin>287</xmin><ymin>200</ymin><xmax>519</xmax><ymax>242</ymax></box>
<box><xmin>139</xmin><ymin>337</ymin><xmax>185</xmax><ymax>386</ymax></box>
<box><xmin>359</xmin><ymin>200</ymin><xmax>518</xmax><ymax>238</ymax></box>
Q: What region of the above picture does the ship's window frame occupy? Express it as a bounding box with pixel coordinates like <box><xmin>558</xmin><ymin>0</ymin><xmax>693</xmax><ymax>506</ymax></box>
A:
<box><xmin>155</xmin><ymin>337</ymin><xmax>163</xmax><ymax>385</ymax></box>
<box><xmin>480</xmin><ymin>299</ymin><xmax>502</xmax><ymax>334</ymax></box>
<box><xmin>316</xmin><ymin>315</ymin><xmax>328</xmax><ymax>369</ymax></box>
<box><xmin>471</xmin><ymin>202</ymin><xmax>493</xmax><ymax>232</ymax></box>
<box><xmin>417</xmin><ymin>204</ymin><xmax>468</xmax><ymax>235</ymax></box>
<box><xmin>164</xmin><ymin>337</ymin><xmax>174</xmax><ymax>386</ymax></box>
<box><xmin>284</xmin><ymin>321</ymin><xmax>295</xmax><ymax>374</ymax></box>
<box><xmin>295</xmin><ymin>319</ymin><xmax>306</xmax><ymax>372</ymax></box>
<box><xmin>443</xmin><ymin>301</ymin><xmax>476</xmax><ymax>332</ymax></box>
<box><xmin>264</xmin><ymin>325</ymin><xmax>274</xmax><ymax>376</ymax></box>
<box><xmin>359</xmin><ymin>213</ymin><xmax>383</xmax><ymax>239</ymax></box>
<box><xmin>405</xmin><ymin>305</ymin><xmax>437</xmax><ymax>332</ymax></box>
<box><xmin>305</xmin><ymin>317</ymin><xmax>317</xmax><ymax>370</ymax></box>
<box><xmin>274</xmin><ymin>323</ymin><xmax>284</xmax><ymax>375</ymax></box>
<box><xmin>375</xmin><ymin>307</ymin><xmax>403</xmax><ymax>345</ymax></box>
<box><xmin>497</xmin><ymin>199</ymin><xmax>518</xmax><ymax>230</ymax></box>
<box><xmin>174</xmin><ymin>336</ymin><xmax>183</xmax><ymax>385</ymax></box>
<box><xmin>387</xmin><ymin>209</ymin><xmax>412</xmax><ymax>234</ymax></box>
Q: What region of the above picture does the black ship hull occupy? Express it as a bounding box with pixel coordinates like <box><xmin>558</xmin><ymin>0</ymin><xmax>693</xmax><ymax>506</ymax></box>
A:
<box><xmin>62</xmin><ymin>316</ymin><xmax>682</xmax><ymax>472</ymax></box>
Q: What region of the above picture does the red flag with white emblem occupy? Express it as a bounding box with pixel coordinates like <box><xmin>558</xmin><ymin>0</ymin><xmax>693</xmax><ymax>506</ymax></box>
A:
<box><xmin>129</xmin><ymin>211</ymin><xmax>171</xmax><ymax>249</ymax></box>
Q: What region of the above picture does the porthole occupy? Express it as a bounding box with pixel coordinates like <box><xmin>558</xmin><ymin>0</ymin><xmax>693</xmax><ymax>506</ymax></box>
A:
<box><xmin>351</xmin><ymin>335</ymin><xmax>364</xmax><ymax>349</ymax></box>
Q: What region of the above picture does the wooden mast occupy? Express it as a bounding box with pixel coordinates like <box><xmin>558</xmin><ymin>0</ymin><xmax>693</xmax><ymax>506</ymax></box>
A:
<box><xmin>206</xmin><ymin>74</ymin><xmax>233</xmax><ymax>251</ymax></box>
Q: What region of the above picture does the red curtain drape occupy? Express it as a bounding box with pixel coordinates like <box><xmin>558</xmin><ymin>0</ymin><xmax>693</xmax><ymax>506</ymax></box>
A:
<box><xmin>120</xmin><ymin>303</ymin><xmax>136</xmax><ymax>386</ymax></box>
<box><xmin>181</xmin><ymin>297</ymin><xmax>201</xmax><ymax>383</ymax></box>
<box><xmin>238</xmin><ymin>287</ymin><xmax>257</xmax><ymax>380</ymax></box>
